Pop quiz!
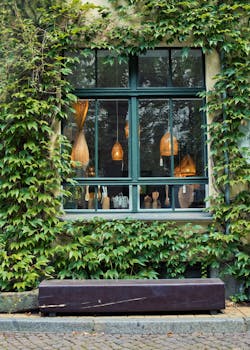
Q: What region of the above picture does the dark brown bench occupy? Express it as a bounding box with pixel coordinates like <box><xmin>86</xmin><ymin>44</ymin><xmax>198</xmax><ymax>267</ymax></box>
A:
<box><xmin>38</xmin><ymin>278</ymin><xmax>225</xmax><ymax>315</ymax></box>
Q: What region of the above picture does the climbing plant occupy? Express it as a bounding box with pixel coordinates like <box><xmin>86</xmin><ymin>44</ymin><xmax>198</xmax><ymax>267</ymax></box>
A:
<box><xmin>99</xmin><ymin>0</ymin><xmax>250</xmax><ymax>299</ymax></box>
<box><xmin>0</xmin><ymin>0</ymin><xmax>107</xmax><ymax>291</ymax></box>
<box><xmin>0</xmin><ymin>0</ymin><xmax>249</xmax><ymax>299</ymax></box>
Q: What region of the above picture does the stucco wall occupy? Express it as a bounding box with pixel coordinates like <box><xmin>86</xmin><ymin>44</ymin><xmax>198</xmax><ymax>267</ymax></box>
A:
<box><xmin>205</xmin><ymin>51</ymin><xmax>220</xmax><ymax>199</ymax></box>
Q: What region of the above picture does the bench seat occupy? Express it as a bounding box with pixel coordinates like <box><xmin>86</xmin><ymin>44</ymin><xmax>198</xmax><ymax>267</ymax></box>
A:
<box><xmin>38</xmin><ymin>278</ymin><xmax>225</xmax><ymax>315</ymax></box>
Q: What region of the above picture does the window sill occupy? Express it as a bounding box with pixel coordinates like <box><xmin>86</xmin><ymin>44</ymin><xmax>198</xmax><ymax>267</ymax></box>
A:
<box><xmin>61</xmin><ymin>211</ymin><xmax>213</xmax><ymax>223</ymax></box>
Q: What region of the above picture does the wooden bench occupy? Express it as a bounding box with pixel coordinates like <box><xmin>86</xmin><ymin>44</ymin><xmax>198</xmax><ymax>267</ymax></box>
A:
<box><xmin>38</xmin><ymin>278</ymin><xmax>225</xmax><ymax>315</ymax></box>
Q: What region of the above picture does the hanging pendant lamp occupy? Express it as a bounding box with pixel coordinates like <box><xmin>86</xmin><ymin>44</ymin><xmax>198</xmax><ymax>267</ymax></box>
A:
<box><xmin>112</xmin><ymin>141</ymin><xmax>124</xmax><ymax>160</ymax></box>
<box><xmin>179</xmin><ymin>154</ymin><xmax>196</xmax><ymax>176</ymax></box>
<box><xmin>160</xmin><ymin>130</ymin><xmax>178</xmax><ymax>157</ymax></box>
<box><xmin>112</xmin><ymin>101</ymin><xmax>124</xmax><ymax>161</ymax></box>
<box><xmin>71</xmin><ymin>99</ymin><xmax>89</xmax><ymax>169</ymax></box>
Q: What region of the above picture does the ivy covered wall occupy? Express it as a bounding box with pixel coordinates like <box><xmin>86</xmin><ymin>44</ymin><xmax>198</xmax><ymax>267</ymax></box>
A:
<box><xmin>0</xmin><ymin>0</ymin><xmax>249</xmax><ymax>299</ymax></box>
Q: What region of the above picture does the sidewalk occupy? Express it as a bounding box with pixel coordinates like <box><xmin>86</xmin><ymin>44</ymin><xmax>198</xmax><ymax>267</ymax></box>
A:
<box><xmin>0</xmin><ymin>303</ymin><xmax>249</xmax><ymax>334</ymax></box>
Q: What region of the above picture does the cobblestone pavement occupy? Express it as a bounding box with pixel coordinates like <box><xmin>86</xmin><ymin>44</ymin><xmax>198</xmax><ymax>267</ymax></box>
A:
<box><xmin>0</xmin><ymin>331</ymin><xmax>250</xmax><ymax>350</ymax></box>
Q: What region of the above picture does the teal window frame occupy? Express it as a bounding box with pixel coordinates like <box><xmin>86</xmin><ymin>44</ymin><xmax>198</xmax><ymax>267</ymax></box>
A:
<box><xmin>64</xmin><ymin>48</ymin><xmax>208</xmax><ymax>214</ymax></box>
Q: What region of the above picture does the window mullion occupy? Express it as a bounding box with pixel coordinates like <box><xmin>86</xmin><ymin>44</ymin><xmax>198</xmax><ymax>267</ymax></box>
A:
<box><xmin>131</xmin><ymin>97</ymin><xmax>138</xmax><ymax>212</ymax></box>
<box><xmin>170</xmin><ymin>99</ymin><xmax>174</xmax><ymax>177</ymax></box>
<box><xmin>131</xmin><ymin>97</ymin><xmax>138</xmax><ymax>180</ymax></box>
<box><xmin>169</xmin><ymin>99</ymin><xmax>175</xmax><ymax>211</ymax></box>
<box><xmin>129</xmin><ymin>55</ymin><xmax>138</xmax><ymax>90</ymax></box>
<box><xmin>95</xmin><ymin>50</ymin><xmax>98</xmax><ymax>87</ymax></box>
<box><xmin>95</xmin><ymin>100</ymin><xmax>99</xmax><ymax>177</ymax></box>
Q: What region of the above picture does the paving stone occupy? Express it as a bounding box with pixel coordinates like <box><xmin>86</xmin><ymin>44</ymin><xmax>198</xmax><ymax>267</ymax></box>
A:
<box><xmin>237</xmin><ymin>307</ymin><xmax>250</xmax><ymax>317</ymax></box>
<box><xmin>1</xmin><ymin>332</ymin><xmax>250</xmax><ymax>350</ymax></box>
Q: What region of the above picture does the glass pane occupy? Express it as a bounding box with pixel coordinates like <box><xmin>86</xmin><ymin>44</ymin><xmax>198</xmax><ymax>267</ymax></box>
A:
<box><xmin>139</xmin><ymin>183</ymin><xmax>205</xmax><ymax>209</ymax></box>
<box><xmin>173</xmin><ymin>99</ymin><xmax>204</xmax><ymax>177</ymax></box>
<box><xmin>139</xmin><ymin>185</ymin><xmax>173</xmax><ymax>209</ymax></box>
<box><xmin>174</xmin><ymin>184</ymin><xmax>206</xmax><ymax>209</ymax></box>
<box><xmin>63</xmin><ymin>99</ymin><xmax>96</xmax><ymax>178</ymax></box>
<box><xmin>138</xmin><ymin>50</ymin><xmax>169</xmax><ymax>87</ymax></box>
<box><xmin>63</xmin><ymin>185</ymin><xmax>97</xmax><ymax>210</ymax></box>
<box><xmin>98</xmin><ymin>100</ymin><xmax>129</xmax><ymax>178</ymax></box>
<box><xmin>97</xmin><ymin>51</ymin><xmax>129</xmax><ymax>87</ymax></box>
<box><xmin>66</xmin><ymin>51</ymin><xmax>95</xmax><ymax>89</ymax></box>
<box><xmin>101</xmin><ymin>186</ymin><xmax>131</xmax><ymax>210</ymax></box>
<box><xmin>139</xmin><ymin>99</ymin><xmax>171</xmax><ymax>177</ymax></box>
<box><xmin>172</xmin><ymin>49</ymin><xmax>203</xmax><ymax>87</ymax></box>
<box><xmin>63</xmin><ymin>185</ymin><xmax>131</xmax><ymax>211</ymax></box>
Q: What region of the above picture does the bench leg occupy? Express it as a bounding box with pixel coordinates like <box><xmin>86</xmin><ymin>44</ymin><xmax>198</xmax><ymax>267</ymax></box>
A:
<box><xmin>210</xmin><ymin>310</ymin><xmax>219</xmax><ymax>315</ymax></box>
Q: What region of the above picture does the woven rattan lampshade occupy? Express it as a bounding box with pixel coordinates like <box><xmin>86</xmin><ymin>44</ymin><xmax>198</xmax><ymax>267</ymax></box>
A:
<box><xmin>71</xmin><ymin>131</ymin><xmax>89</xmax><ymax>167</ymax></box>
<box><xmin>179</xmin><ymin>154</ymin><xmax>196</xmax><ymax>176</ymax></box>
<box><xmin>160</xmin><ymin>131</ymin><xmax>178</xmax><ymax>156</ymax></box>
<box><xmin>111</xmin><ymin>141</ymin><xmax>124</xmax><ymax>161</ymax></box>
<box><xmin>73</xmin><ymin>100</ymin><xmax>89</xmax><ymax>129</ymax></box>
<box><xmin>71</xmin><ymin>99</ymin><xmax>89</xmax><ymax>168</ymax></box>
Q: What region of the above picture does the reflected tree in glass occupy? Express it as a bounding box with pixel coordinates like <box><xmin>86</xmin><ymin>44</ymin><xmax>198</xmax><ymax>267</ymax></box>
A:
<box><xmin>172</xmin><ymin>49</ymin><xmax>203</xmax><ymax>87</ymax></box>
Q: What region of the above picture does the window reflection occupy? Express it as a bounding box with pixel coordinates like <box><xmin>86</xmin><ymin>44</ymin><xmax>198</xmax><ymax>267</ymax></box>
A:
<box><xmin>64</xmin><ymin>48</ymin><xmax>206</xmax><ymax>212</ymax></box>
<box><xmin>138</xmin><ymin>50</ymin><xmax>169</xmax><ymax>87</ymax></box>
<box><xmin>174</xmin><ymin>184</ymin><xmax>206</xmax><ymax>209</ymax></box>
<box><xmin>172</xmin><ymin>49</ymin><xmax>204</xmax><ymax>87</ymax></box>
<box><xmin>139</xmin><ymin>184</ymin><xmax>206</xmax><ymax>209</ymax></box>
<box><xmin>64</xmin><ymin>185</ymin><xmax>131</xmax><ymax>210</ymax></box>
<box><xmin>66</xmin><ymin>50</ymin><xmax>129</xmax><ymax>88</ymax></box>
<box><xmin>63</xmin><ymin>99</ymin><xmax>129</xmax><ymax>179</ymax></box>
<box><xmin>66</xmin><ymin>51</ymin><xmax>95</xmax><ymax>89</ymax></box>
<box><xmin>140</xmin><ymin>185</ymin><xmax>173</xmax><ymax>209</ymax></box>
<box><xmin>97</xmin><ymin>51</ymin><xmax>129</xmax><ymax>88</ymax></box>
<box><xmin>139</xmin><ymin>99</ymin><xmax>170</xmax><ymax>177</ymax></box>
<box><xmin>173</xmin><ymin>99</ymin><xmax>204</xmax><ymax>177</ymax></box>
<box><xmin>98</xmin><ymin>100</ymin><xmax>129</xmax><ymax>178</ymax></box>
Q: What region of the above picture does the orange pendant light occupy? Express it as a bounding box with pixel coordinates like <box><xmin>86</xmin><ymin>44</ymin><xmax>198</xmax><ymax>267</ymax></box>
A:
<box><xmin>179</xmin><ymin>154</ymin><xmax>196</xmax><ymax>176</ymax></box>
<box><xmin>111</xmin><ymin>141</ymin><xmax>124</xmax><ymax>160</ymax></box>
<box><xmin>112</xmin><ymin>101</ymin><xmax>124</xmax><ymax>161</ymax></box>
<box><xmin>160</xmin><ymin>130</ymin><xmax>178</xmax><ymax>157</ymax></box>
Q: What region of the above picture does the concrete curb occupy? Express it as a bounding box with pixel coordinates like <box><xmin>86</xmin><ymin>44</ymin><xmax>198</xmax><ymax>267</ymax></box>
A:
<box><xmin>0</xmin><ymin>315</ymin><xmax>249</xmax><ymax>334</ymax></box>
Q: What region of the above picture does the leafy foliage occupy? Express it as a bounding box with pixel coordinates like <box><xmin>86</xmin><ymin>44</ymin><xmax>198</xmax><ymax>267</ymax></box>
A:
<box><xmin>0</xmin><ymin>0</ymin><xmax>106</xmax><ymax>291</ymax></box>
<box><xmin>52</xmin><ymin>219</ymin><xmax>206</xmax><ymax>280</ymax></box>
<box><xmin>101</xmin><ymin>0</ymin><xmax>250</xmax><ymax>301</ymax></box>
<box><xmin>0</xmin><ymin>0</ymin><xmax>249</xmax><ymax>300</ymax></box>
<box><xmin>51</xmin><ymin>218</ymin><xmax>249</xmax><ymax>301</ymax></box>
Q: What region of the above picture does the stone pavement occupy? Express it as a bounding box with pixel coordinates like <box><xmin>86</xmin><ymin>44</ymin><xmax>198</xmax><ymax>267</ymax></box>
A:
<box><xmin>0</xmin><ymin>303</ymin><xmax>249</xmax><ymax>349</ymax></box>
<box><xmin>0</xmin><ymin>331</ymin><xmax>250</xmax><ymax>349</ymax></box>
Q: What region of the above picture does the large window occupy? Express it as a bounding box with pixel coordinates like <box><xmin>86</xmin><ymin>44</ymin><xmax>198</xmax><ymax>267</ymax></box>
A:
<box><xmin>63</xmin><ymin>49</ymin><xmax>207</xmax><ymax>213</ymax></box>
